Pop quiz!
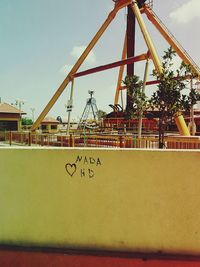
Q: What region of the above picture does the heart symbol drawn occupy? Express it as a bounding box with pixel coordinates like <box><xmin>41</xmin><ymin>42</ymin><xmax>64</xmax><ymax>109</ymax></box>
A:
<box><xmin>65</xmin><ymin>163</ymin><xmax>77</xmax><ymax>177</ymax></box>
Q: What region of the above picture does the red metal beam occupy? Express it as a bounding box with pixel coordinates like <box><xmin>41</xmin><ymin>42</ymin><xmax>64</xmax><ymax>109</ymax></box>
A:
<box><xmin>120</xmin><ymin>79</ymin><xmax>159</xmax><ymax>90</ymax></box>
<box><xmin>120</xmin><ymin>75</ymin><xmax>191</xmax><ymax>89</ymax></box>
<box><xmin>74</xmin><ymin>54</ymin><xmax>148</xmax><ymax>78</ymax></box>
<box><xmin>146</xmin><ymin>79</ymin><xmax>160</xmax><ymax>85</ymax></box>
<box><xmin>144</xmin><ymin>74</ymin><xmax>192</xmax><ymax>86</ymax></box>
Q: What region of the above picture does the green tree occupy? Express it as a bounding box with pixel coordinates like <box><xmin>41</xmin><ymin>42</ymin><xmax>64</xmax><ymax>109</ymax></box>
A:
<box><xmin>22</xmin><ymin>117</ymin><xmax>33</xmax><ymax>126</ymax></box>
<box><xmin>123</xmin><ymin>75</ymin><xmax>148</xmax><ymax>136</ymax></box>
<box><xmin>97</xmin><ymin>110</ymin><xmax>107</xmax><ymax>119</ymax></box>
<box><xmin>97</xmin><ymin>109</ymin><xmax>107</xmax><ymax>120</ymax></box>
<box><xmin>123</xmin><ymin>75</ymin><xmax>147</xmax><ymax>118</ymax></box>
<box><xmin>150</xmin><ymin>47</ymin><xmax>200</xmax><ymax>148</ymax></box>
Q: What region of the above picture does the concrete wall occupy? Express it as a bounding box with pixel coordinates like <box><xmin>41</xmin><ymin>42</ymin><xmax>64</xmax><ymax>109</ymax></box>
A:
<box><xmin>0</xmin><ymin>147</ymin><xmax>200</xmax><ymax>255</ymax></box>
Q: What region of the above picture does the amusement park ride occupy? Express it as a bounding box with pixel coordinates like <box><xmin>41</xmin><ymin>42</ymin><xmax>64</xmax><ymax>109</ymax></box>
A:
<box><xmin>78</xmin><ymin>90</ymin><xmax>99</xmax><ymax>129</ymax></box>
<box><xmin>30</xmin><ymin>0</ymin><xmax>200</xmax><ymax>134</ymax></box>
<box><xmin>3</xmin><ymin>2</ymin><xmax>200</xmax><ymax>267</ymax></box>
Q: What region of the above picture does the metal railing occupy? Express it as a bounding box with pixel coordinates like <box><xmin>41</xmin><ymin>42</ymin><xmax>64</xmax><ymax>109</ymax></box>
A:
<box><xmin>1</xmin><ymin>131</ymin><xmax>200</xmax><ymax>150</ymax></box>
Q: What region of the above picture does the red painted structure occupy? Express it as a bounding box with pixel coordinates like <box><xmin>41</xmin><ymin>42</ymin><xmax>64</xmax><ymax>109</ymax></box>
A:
<box><xmin>74</xmin><ymin>54</ymin><xmax>147</xmax><ymax>78</ymax></box>
<box><xmin>102</xmin><ymin>111</ymin><xmax>200</xmax><ymax>133</ymax></box>
<box><xmin>102</xmin><ymin>117</ymin><xmax>158</xmax><ymax>131</ymax></box>
<box><xmin>1</xmin><ymin>248</ymin><xmax>200</xmax><ymax>267</ymax></box>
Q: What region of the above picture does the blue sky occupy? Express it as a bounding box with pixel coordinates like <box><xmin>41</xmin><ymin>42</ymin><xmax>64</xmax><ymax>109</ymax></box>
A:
<box><xmin>0</xmin><ymin>0</ymin><xmax>200</xmax><ymax>121</ymax></box>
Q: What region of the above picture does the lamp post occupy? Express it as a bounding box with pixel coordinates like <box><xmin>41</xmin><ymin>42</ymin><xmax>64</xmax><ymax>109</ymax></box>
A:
<box><xmin>30</xmin><ymin>108</ymin><xmax>35</xmax><ymax>123</ymax></box>
<box><xmin>15</xmin><ymin>99</ymin><xmax>25</xmax><ymax>131</ymax></box>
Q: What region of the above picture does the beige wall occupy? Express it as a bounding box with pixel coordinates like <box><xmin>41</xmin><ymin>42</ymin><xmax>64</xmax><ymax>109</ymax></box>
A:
<box><xmin>41</xmin><ymin>124</ymin><xmax>58</xmax><ymax>133</ymax></box>
<box><xmin>0</xmin><ymin>147</ymin><xmax>200</xmax><ymax>255</ymax></box>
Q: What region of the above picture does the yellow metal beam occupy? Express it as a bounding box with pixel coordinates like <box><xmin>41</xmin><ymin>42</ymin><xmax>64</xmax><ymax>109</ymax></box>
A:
<box><xmin>144</xmin><ymin>5</ymin><xmax>200</xmax><ymax>78</ymax></box>
<box><xmin>175</xmin><ymin>114</ymin><xmax>190</xmax><ymax>136</ymax></box>
<box><xmin>114</xmin><ymin>32</ymin><xmax>127</xmax><ymax>106</ymax></box>
<box><xmin>142</xmin><ymin>5</ymin><xmax>191</xmax><ymax>136</ymax></box>
<box><xmin>138</xmin><ymin>57</ymin><xmax>149</xmax><ymax>138</ymax></box>
<box><xmin>131</xmin><ymin>1</ymin><xmax>162</xmax><ymax>74</ymax></box>
<box><xmin>31</xmin><ymin>0</ymin><xmax>132</xmax><ymax>131</ymax></box>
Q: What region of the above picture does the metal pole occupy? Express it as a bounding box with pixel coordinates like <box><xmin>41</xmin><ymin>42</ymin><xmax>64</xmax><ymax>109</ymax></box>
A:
<box><xmin>138</xmin><ymin>58</ymin><xmax>149</xmax><ymax>138</ymax></box>
<box><xmin>190</xmin><ymin>79</ymin><xmax>196</xmax><ymax>136</ymax></box>
<box><xmin>66</xmin><ymin>79</ymin><xmax>74</xmax><ymax>135</ymax></box>
<box><xmin>126</xmin><ymin>5</ymin><xmax>136</xmax><ymax>112</ymax></box>
<box><xmin>30</xmin><ymin>108</ymin><xmax>35</xmax><ymax>123</ymax></box>
<box><xmin>144</xmin><ymin>6</ymin><xmax>200</xmax><ymax>78</ymax></box>
<box><xmin>174</xmin><ymin>115</ymin><xmax>190</xmax><ymax>136</ymax></box>
<box><xmin>75</xmin><ymin>53</ymin><xmax>147</xmax><ymax>78</ymax></box>
<box><xmin>114</xmin><ymin>32</ymin><xmax>127</xmax><ymax>106</ymax></box>
<box><xmin>131</xmin><ymin>1</ymin><xmax>162</xmax><ymax>74</ymax></box>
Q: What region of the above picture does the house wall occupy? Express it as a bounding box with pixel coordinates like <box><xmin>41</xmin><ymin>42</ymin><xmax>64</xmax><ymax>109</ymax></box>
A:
<box><xmin>0</xmin><ymin>118</ymin><xmax>20</xmax><ymax>131</ymax></box>
<box><xmin>41</xmin><ymin>123</ymin><xmax>59</xmax><ymax>133</ymax></box>
<box><xmin>0</xmin><ymin>114</ymin><xmax>21</xmax><ymax>131</ymax></box>
<box><xmin>0</xmin><ymin>114</ymin><xmax>20</xmax><ymax>119</ymax></box>
<box><xmin>0</xmin><ymin>147</ymin><xmax>200</xmax><ymax>255</ymax></box>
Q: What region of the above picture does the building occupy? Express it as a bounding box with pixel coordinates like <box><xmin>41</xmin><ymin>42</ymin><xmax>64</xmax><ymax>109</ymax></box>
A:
<box><xmin>41</xmin><ymin>117</ymin><xmax>59</xmax><ymax>133</ymax></box>
<box><xmin>0</xmin><ymin>102</ymin><xmax>26</xmax><ymax>131</ymax></box>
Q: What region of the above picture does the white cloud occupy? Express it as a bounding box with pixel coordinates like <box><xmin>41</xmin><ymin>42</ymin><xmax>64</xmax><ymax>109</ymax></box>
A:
<box><xmin>169</xmin><ymin>0</ymin><xmax>200</xmax><ymax>24</ymax></box>
<box><xmin>70</xmin><ymin>45</ymin><xmax>96</xmax><ymax>65</ymax></box>
<box><xmin>59</xmin><ymin>45</ymin><xmax>96</xmax><ymax>75</ymax></box>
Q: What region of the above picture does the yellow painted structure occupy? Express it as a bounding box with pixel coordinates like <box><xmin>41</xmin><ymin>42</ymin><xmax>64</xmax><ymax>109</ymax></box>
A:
<box><xmin>30</xmin><ymin>0</ymin><xmax>193</xmax><ymax>137</ymax></box>
<box><xmin>114</xmin><ymin>32</ymin><xmax>127</xmax><ymax>107</ymax></box>
<box><xmin>41</xmin><ymin>124</ymin><xmax>59</xmax><ymax>134</ymax></box>
<box><xmin>0</xmin><ymin>147</ymin><xmax>200</xmax><ymax>255</ymax></box>
<box><xmin>143</xmin><ymin>5</ymin><xmax>200</xmax><ymax>78</ymax></box>
<box><xmin>31</xmin><ymin>0</ymin><xmax>132</xmax><ymax>132</ymax></box>
<box><xmin>131</xmin><ymin>1</ymin><xmax>162</xmax><ymax>74</ymax></box>
<box><xmin>175</xmin><ymin>115</ymin><xmax>191</xmax><ymax>136</ymax></box>
<box><xmin>40</xmin><ymin>117</ymin><xmax>59</xmax><ymax>134</ymax></box>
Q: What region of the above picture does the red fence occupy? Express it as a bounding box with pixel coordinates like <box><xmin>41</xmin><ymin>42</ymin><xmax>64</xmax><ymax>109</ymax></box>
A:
<box><xmin>1</xmin><ymin>131</ymin><xmax>200</xmax><ymax>150</ymax></box>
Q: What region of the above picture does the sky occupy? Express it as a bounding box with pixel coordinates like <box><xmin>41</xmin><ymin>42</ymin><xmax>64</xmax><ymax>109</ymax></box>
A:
<box><xmin>0</xmin><ymin>0</ymin><xmax>200</xmax><ymax>121</ymax></box>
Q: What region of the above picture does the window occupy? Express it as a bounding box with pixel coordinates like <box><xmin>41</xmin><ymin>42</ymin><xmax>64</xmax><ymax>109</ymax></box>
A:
<box><xmin>41</xmin><ymin>125</ymin><xmax>48</xmax><ymax>130</ymax></box>
<box><xmin>51</xmin><ymin>125</ymin><xmax>57</xmax><ymax>130</ymax></box>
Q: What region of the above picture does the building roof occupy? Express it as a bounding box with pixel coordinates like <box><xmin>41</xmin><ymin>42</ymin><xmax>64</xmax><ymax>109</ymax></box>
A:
<box><xmin>41</xmin><ymin>116</ymin><xmax>59</xmax><ymax>124</ymax></box>
<box><xmin>0</xmin><ymin>103</ymin><xmax>26</xmax><ymax>114</ymax></box>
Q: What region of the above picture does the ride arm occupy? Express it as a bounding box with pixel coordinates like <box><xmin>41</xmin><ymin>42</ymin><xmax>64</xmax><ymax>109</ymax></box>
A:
<box><xmin>31</xmin><ymin>0</ymin><xmax>132</xmax><ymax>131</ymax></box>
<box><xmin>143</xmin><ymin>5</ymin><xmax>200</xmax><ymax>78</ymax></box>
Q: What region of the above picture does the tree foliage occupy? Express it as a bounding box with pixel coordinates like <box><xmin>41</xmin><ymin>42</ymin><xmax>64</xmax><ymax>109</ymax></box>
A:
<box><xmin>150</xmin><ymin>47</ymin><xmax>200</xmax><ymax>148</ymax></box>
<box><xmin>123</xmin><ymin>75</ymin><xmax>147</xmax><ymax>119</ymax></box>
<box><xmin>22</xmin><ymin>117</ymin><xmax>33</xmax><ymax>126</ymax></box>
<box><xmin>97</xmin><ymin>110</ymin><xmax>107</xmax><ymax>119</ymax></box>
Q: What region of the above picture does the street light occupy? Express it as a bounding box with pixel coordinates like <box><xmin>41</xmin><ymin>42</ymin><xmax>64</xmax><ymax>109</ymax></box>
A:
<box><xmin>15</xmin><ymin>99</ymin><xmax>25</xmax><ymax>131</ymax></box>
<box><xmin>30</xmin><ymin>108</ymin><xmax>35</xmax><ymax>123</ymax></box>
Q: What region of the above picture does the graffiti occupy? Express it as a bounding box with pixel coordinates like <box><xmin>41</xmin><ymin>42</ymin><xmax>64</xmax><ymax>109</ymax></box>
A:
<box><xmin>75</xmin><ymin>156</ymin><xmax>101</xmax><ymax>166</ymax></box>
<box><xmin>65</xmin><ymin>155</ymin><xmax>102</xmax><ymax>179</ymax></box>
<box><xmin>65</xmin><ymin>163</ymin><xmax>77</xmax><ymax>177</ymax></box>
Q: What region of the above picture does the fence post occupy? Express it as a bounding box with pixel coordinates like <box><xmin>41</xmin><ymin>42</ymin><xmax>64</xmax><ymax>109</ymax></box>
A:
<box><xmin>9</xmin><ymin>131</ymin><xmax>12</xmax><ymax>146</ymax></box>
<box><xmin>70</xmin><ymin>134</ymin><xmax>75</xmax><ymax>147</ymax></box>
<box><xmin>133</xmin><ymin>135</ymin><xmax>137</xmax><ymax>148</ymax></box>
<box><xmin>119</xmin><ymin>135</ymin><xmax>125</xmax><ymax>148</ymax></box>
<box><xmin>84</xmin><ymin>130</ymin><xmax>87</xmax><ymax>147</ymax></box>
<box><xmin>41</xmin><ymin>135</ymin><xmax>44</xmax><ymax>146</ymax></box>
<box><xmin>28</xmin><ymin>132</ymin><xmax>31</xmax><ymax>146</ymax></box>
